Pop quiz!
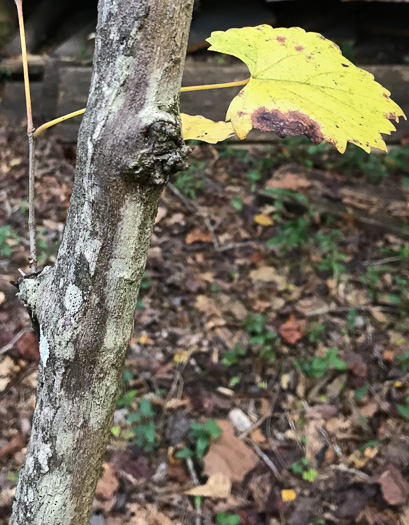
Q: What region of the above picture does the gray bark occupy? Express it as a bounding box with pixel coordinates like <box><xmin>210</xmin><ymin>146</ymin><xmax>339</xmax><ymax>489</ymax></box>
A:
<box><xmin>10</xmin><ymin>1</ymin><xmax>194</xmax><ymax>524</ymax></box>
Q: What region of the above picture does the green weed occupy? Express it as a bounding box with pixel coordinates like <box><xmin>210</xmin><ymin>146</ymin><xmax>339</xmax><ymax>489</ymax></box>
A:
<box><xmin>230</xmin><ymin>195</ymin><xmax>243</xmax><ymax>212</ymax></box>
<box><xmin>354</xmin><ymin>384</ymin><xmax>369</xmax><ymax>400</ymax></box>
<box><xmin>127</xmin><ymin>398</ymin><xmax>157</xmax><ymax>452</ymax></box>
<box><xmin>315</xmin><ymin>231</ymin><xmax>347</xmax><ymax>274</ymax></box>
<box><xmin>244</xmin><ymin>313</ymin><xmax>278</xmax><ymax>361</ymax></box>
<box><xmin>397</xmin><ymin>396</ymin><xmax>409</xmax><ymax>419</ymax></box>
<box><xmin>173</xmin><ymin>161</ymin><xmax>206</xmax><ymax>199</ymax></box>
<box><xmin>361</xmin><ymin>264</ymin><xmax>391</xmax><ymax>301</ymax></box>
<box><xmin>0</xmin><ymin>225</ymin><xmax>19</xmax><ymax>256</ymax></box>
<box><xmin>299</xmin><ymin>348</ymin><xmax>347</xmax><ymax>378</ymax></box>
<box><xmin>267</xmin><ymin>216</ymin><xmax>310</xmax><ymax>253</ymax></box>
<box><xmin>307</xmin><ymin>322</ymin><xmax>326</xmax><ymax>344</ymax></box>
<box><xmin>291</xmin><ymin>457</ymin><xmax>318</xmax><ymax>482</ymax></box>
<box><xmin>215</xmin><ymin>512</ymin><xmax>241</xmax><ymax>525</ymax></box>
<box><xmin>396</xmin><ymin>350</ymin><xmax>409</xmax><ymax>371</ymax></box>
<box><xmin>223</xmin><ymin>344</ymin><xmax>247</xmax><ymax>366</ymax></box>
<box><xmin>176</xmin><ymin>419</ymin><xmax>222</xmax><ymax>461</ymax></box>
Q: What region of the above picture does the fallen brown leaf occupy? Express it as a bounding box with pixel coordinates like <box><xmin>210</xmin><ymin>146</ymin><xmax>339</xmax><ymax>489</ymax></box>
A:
<box><xmin>266</xmin><ymin>172</ymin><xmax>311</xmax><ymax>191</ymax></box>
<box><xmin>279</xmin><ymin>315</ymin><xmax>307</xmax><ymax>344</ymax></box>
<box><xmin>16</xmin><ymin>331</ymin><xmax>40</xmax><ymax>362</ymax></box>
<box><xmin>204</xmin><ymin>419</ymin><xmax>258</xmax><ymax>484</ymax></box>
<box><xmin>0</xmin><ymin>433</ymin><xmax>25</xmax><ymax>459</ymax></box>
<box><xmin>185</xmin><ymin>229</ymin><xmax>212</xmax><ymax>244</ymax></box>
<box><xmin>195</xmin><ymin>295</ymin><xmax>222</xmax><ymax>318</ymax></box>
<box><xmin>95</xmin><ymin>463</ymin><xmax>119</xmax><ymax>501</ymax></box>
<box><xmin>378</xmin><ymin>464</ymin><xmax>409</xmax><ymax>506</ymax></box>
<box><xmin>250</xmin><ymin>266</ymin><xmax>286</xmax><ymax>285</ymax></box>
<box><xmin>0</xmin><ymin>355</ymin><xmax>17</xmax><ymax>392</ymax></box>
<box><xmin>184</xmin><ymin>472</ymin><xmax>232</xmax><ymax>498</ymax></box>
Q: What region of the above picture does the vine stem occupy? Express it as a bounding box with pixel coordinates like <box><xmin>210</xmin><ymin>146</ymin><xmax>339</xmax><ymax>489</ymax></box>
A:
<box><xmin>15</xmin><ymin>0</ymin><xmax>37</xmax><ymax>272</ymax></box>
<box><xmin>15</xmin><ymin>0</ymin><xmax>33</xmax><ymax>134</ymax></box>
<box><xmin>33</xmin><ymin>78</ymin><xmax>251</xmax><ymax>137</ymax></box>
<box><xmin>28</xmin><ymin>132</ymin><xmax>37</xmax><ymax>272</ymax></box>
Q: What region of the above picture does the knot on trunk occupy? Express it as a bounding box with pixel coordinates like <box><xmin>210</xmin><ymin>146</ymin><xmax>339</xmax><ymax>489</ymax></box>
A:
<box><xmin>127</xmin><ymin>120</ymin><xmax>189</xmax><ymax>185</ymax></box>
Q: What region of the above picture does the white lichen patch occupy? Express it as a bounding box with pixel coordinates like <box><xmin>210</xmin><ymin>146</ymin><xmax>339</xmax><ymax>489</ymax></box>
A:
<box><xmin>54</xmin><ymin>319</ymin><xmax>75</xmax><ymax>361</ymax></box>
<box><xmin>89</xmin><ymin>375</ymin><xmax>119</xmax><ymax>430</ymax></box>
<box><xmin>39</xmin><ymin>328</ymin><xmax>50</xmax><ymax>367</ymax></box>
<box><xmin>36</xmin><ymin>469</ymin><xmax>74</xmax><ymax>522</ymax></box>
<box><xmin>37</xmin><ymin>442</ymin><xmax>52</xmax><ymax>474</ymax></box>
<box><xmin>83</xmin><ymin>239</ymin><xmax>102</xmax><ymax>276</ymax></box>
<box><xmin>64</xmin><ymin>284</ymin><xmax>83</xmax><ymax>316</ymax></box>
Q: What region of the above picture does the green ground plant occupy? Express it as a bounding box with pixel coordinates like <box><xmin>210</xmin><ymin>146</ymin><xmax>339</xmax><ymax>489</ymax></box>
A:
<box><xmin>291</xmin><ymin>457</ymin><xmax>318</xmax><ymax>482</ymax></box>
<box><xmin>0</xmin><ymin>225</ymin><xmax>19</xmax><ymax>256</ymax></box>
<box><xmin>396</xmin><ymin>350</ymin><xmax>409</xmax><ymax>371</ymax></box>
<box><xmin>215</xmin><ymin>511</ymin><xmax>241</xmax><ymax>525</ymax></box>
<box><xmin>177</xmin><ymin>419</ymin><xmax>223</xmax><ymax>461</ymax></box>
<box><xmin>307</xmin><ymin>322</ymin><xmax>326</xmax><ymax>344</ymax></box>
<box><xmin>397</xmin><ymin>396</ymin><xmax>409</xmax><ymax>419</ymax></box>
<box><xmin>299</xmin><ymin>348</ymin><xmax>347</xmax><ymax>378</ymax></box>
<box><xmin>126</xmin><ymin>398</ymin><xmax>157</xmax><ymax>452</ymax></box>
<box><xmin>244</xmin><ymin>313</ymin><xmax>279</xmax><ymax>362</ymax></box>
<box><xmin>223</xmin><ymin>344</ymin><xmax>247</xmax><ymax>366</ymax></box>
<box><xmin>173</xmin><ymin>160</ymin><xmax>206</xmax><ymax>199</ymax></box>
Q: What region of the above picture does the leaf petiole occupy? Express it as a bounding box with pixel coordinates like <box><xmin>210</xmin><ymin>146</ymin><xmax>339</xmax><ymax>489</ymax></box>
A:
<box><xmin>33</xmin><ymin>78</ymin><xmax>250</xmax><ymax>137</ymax></box>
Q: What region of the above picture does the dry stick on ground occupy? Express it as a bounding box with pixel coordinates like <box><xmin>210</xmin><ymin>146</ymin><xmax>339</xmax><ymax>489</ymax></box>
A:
<box><xmin>14</xmin><ymin>0</ymin><xmax>37</xmax><ymax>272</ymax></box>
<box><xmin>185</xmin><ymin>457</ymin><xmax>202</xmax><ymax>525</ymax></box>
<box><xmin>0</xmin><ymin>328</ymin><xmax>30</xmax><ymax>355</ymax></box>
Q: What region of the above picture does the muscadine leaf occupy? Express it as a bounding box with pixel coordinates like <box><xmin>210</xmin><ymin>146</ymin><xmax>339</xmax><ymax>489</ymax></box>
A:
<box><xmin>181</xmin><ymin>113</ymin><xmax>236</xmax><ymax>143</ymax></box>
<box><xmin>206</xmin><ymin>25</ymin><xmax>405</xmax><ymax>153</ymax></box>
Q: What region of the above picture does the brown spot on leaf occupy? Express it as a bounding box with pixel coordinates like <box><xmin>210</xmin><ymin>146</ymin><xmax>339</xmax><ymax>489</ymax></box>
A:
<box><xmin>295</xmin><ymin>45</ymin><xmax>304</xmax><ymax>51</ymax></box>
<box><xmin>342</xmin><ymin>63</ymin><xmax>349</xmax><ymax>67</ymax></box>
<box><xmin>386</xmin><ymin>112</ymin><xmax>397</xmax><ymax>121</ymax></box>
<box><xmin>251</xmin><ymin>107</ymin><xmax>324</xmax><ymax>144</ymax></box>
<box><xmin>383</xmin><ymin>93</ymin><xmax>390</xmax><ymax>99</ymax></box>
<box><xmin>276</xmin><ymin>35</ymin><xmax>286</xmax><ymax>43</ymax></box>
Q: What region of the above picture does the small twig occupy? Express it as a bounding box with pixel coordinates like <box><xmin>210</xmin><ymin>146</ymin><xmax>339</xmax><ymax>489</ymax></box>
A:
<box><xmin>304</xmin><ymin>304</ymin><xmax>394</xmax><ymax>318</ymax></box>
<box><xmin>203</xmin><ymin>217</ymin><xmax>220</xmax><ymax>250</ymax></box>
<box><xmin>28</xmin><ymin>132</ymin><xmax>37</xmax><ymax>272</ymax></box>
<box><xmin>168</xmin><ymin>182</ymin><xmax>197</xmax><ymax>213</ymax></box>
<box><xmin>0</xmin><ymin>363</ymin><xmax>37</xmax><ymax>402</ymax></box>
<box><xmin>185</xmin><ymin>457</ymin><xmax>202</xmax><ymax>525</ymax></box>
<box><xmin>329</xmin><ymin>464</ymin><xmax>371</xmax><ymax>482</ymax></box>
<box><xmin>239</xmin><ymin>411</ymin><xmax>270</xmax><ymax>440</ymax></box>
<box><xmin>362</xmin><ymin>255</ymin><xmax>402</xmax><ymax>267</ymax></box>
<box><xmin>217</xmin><ymin>240</ymin><xmax>257</xmax><ymax>252</ymax></box>
<box><xmin>0</xmin><ymin>328</ymin><xmax>30</xmax><ymax>355</ymax></box>
<box><xmin>251</xmin><ymin>443</ymin><xmax>281</xmax><ymax>480</ymax></box>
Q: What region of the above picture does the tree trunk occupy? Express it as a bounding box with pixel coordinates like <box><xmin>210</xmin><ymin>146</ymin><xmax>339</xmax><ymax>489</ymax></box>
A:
<box><xmin>10</xmin><ymin>1</ymin><xmax>194</xmax><ymax>523</ymax></box>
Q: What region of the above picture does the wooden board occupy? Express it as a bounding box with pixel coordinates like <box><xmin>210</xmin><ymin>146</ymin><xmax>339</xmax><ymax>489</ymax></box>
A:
<box><xmin>1</xmin><ymin>61</ymin><xmax>409</xmax><ymax>144</ymax></box>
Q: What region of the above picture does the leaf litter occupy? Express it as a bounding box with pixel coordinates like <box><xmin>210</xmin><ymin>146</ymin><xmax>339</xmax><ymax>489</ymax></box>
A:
<box><xmin>1</xmin><ymin>128</ymin><xmax>409</xmax><ymax>523</ymax></box>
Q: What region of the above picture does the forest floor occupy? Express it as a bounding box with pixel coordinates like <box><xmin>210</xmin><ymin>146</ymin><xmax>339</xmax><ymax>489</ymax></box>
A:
<box><xmin>1</xmin><ymin>127</ymin><xmax>409</xmax><ymax>525</ymax></box>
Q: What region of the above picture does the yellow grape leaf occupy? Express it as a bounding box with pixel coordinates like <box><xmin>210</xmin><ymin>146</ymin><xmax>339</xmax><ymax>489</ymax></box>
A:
<box><xmin>181</xmin><ymin>113</ymin><xmax>236</xmax><ymax>143</ymax></box>
<box><xmin>254</xmin><ymin>213</ymin><xmax>274</xmax><ymax>226</ymax></box>
<box><xmin>207</xmin><ymin>25</ymin><xmax>405</xmax><ymax>153</ymax></box>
